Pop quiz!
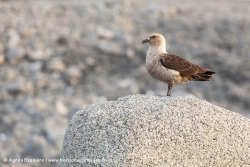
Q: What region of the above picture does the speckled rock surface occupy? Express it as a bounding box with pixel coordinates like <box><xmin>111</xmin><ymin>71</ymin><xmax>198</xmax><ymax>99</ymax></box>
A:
<box><xmin>60</xmin><ymin>94</ymin><xmax>250</xmax><ymax>167</ymax></box>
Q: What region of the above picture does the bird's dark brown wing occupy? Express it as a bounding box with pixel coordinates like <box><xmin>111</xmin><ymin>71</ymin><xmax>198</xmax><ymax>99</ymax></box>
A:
<box><xmin>159</xmin><ymin>53</ymin><xmax>206</xmax><ymax>76</ymax></box>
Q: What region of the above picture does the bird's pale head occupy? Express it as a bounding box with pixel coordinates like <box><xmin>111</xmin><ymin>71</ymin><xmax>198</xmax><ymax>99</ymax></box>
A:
<box><xmin>142</xmin><ymin>33</ymin><xmax>166</xmax><ymax>46</ymax></box>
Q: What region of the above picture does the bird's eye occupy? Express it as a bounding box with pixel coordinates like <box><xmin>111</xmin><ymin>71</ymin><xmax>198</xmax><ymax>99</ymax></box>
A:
<box><xmin>151</xmin><ymin>36</ymin><xmax>155</xmax><ymax>38</ymax></box>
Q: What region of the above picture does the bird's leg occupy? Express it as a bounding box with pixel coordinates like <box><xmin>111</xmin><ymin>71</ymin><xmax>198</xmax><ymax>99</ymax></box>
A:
<box><xmin>167</xmin><ymin>83</ymin><xmax>173</xmax><ymax>96</ymax></box>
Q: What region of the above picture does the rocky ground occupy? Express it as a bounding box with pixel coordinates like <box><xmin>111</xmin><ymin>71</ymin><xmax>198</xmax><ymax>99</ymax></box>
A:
<box><xmin>0</xmin><ymin>0</ymin><xmax>249</xmax><ymax>167</ymax></box>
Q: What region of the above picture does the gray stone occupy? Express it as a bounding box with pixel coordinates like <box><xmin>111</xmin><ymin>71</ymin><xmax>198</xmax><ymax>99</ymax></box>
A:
<box><xmin>116</xmin><ymin>78</ymin><xmax>139</xmax><ymax>93</ymax></box>
<box><xmin>7</xmin><ymin>29</ymin><xmax>21</xmax><ymax>48</ymax></box>
<box><xmin>86</xmin><ymin>57</ymin><xmax>96</xmax><ymax>66</ymax></box>
<box><xmin>97</xmin><ymin>27</ymin><xmax>114</xmax><ymax>40</ymax></box>
<box><xmin>27</xmin><ymin>50</ymin><xmax>45</xmax><ymax>61</ymax></box>
<box><xmin>34</xmin><ymin>98</ymin><xmax>48</xmax><ymax>111</ymax></box>
<box><xmin>21</xmin><ymin>135</ymin><xmax>46</xmax><ymax>159</ymax></box>
<box><xmin>4</xmin><ymin>80</ymin><xmax>34</xmax><ymax>94</ymax></box>
<box><xmin>4</xmin><ymin>82</ymin><xmax>25</xmax><ymax>94</ymax></box>
<box><xmin>96</xmin><ymin>41</ymin><xmax>123</xmax><ymax>54</ymax></box>
<box><xmin>60</xmin><ymin>95</ymin><xmax>250</xmax><ymax>167</ymax></box>
<box><xmin>43</xmin><ymin>117</ymin><xmax>67</xmax><ymax>144</ymax></box>
<box><xmin>63</xmin><ymin>66</ymin><xmax>82</xmax><ymax>85</ymax></box>
<box><xmin>0</xmin><ymin>133</ymin><xmax>7</xmax><ymax>141</ymax></box>
<box><xmin>5</xmin><ymin>48</ymin><xmax>25</xmax><ymax>64</ymax></box>
<box><xmin>57</xmin><ymin>36</ymin><xmax>68</xmax><ymax>45</ymax></box>
<box><xmin>67</xmin><ymin>107</ymin><xmax>81</xmax><ymax>119</ymax></box>
<box><xmin>29</xmin><ymin>61</ymin><xmax>43</xmax><ymax>72</ymax></box>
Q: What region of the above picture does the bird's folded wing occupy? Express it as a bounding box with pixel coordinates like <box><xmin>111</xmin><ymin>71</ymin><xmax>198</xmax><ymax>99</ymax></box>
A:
<box><xmin>159</xmin><ymin>53</ymin><xmax>204</xmax><ymax>76</ymax></box>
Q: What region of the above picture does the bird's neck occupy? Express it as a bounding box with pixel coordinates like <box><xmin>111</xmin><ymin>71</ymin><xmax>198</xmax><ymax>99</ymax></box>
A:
<box><xmin>148</xmin><ymin>43</ymin><xmax>167</xmax><ymax>56</ymax></box>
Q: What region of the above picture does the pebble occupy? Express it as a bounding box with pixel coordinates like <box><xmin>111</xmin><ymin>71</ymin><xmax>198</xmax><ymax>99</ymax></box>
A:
<box><xmin>126</xmin><ymin>49</ymin><xmax>135</xmax><ymax>59</ymax></box>
<box><xmin>86</xmin><ymin>57</ymin><xmax>96</xmax><ymax>66</ymax></box>
<box><xmin>0</xmin><ymin>54</ymin><xmax>5</xmax><ymax>65</ymax></box>
<box><xmin>7</xmin><ymin>29</ymin><xmax>21</xmax><ymax>48</ymax></box>
<box><xmin>21</xmin><ymin>135</ymin><xmax>46</xmax><ymax>159</ymax></box>
<box><xmin>0</xmin><ymin>133</ymin><xmax>7</xmax><ymax>141</ymax></box>
<box><xmin>97</xmin><ymin>27</ymin><xmax>114</xmax><ymax>40</ymax></box>
<box><xmin>5</xmin><ymin>48</ymin><xmax>25</xmax><ymax>64</ymax></box>
<box><xmin>116</xmin><ymin>78</ymin><xmax>139</xmax><ymax>93</ymax></box>
<box><xmin>46</xmin><ymin>57</ymin><xmax>66</xmax><ymax>72</ymax></box>
<box><xmin>57</xmin><ymin>36</ymin><xmax>68</xmax><ymax>45</ymax></box>
<box><xmin>5</xmin><ymin>68</ymin><xmax>17</xmax><ymax>81</ymax></box>
<box><xmin>29</xmin><ymin>61</ymin><xmax>43</xmax><ymax>72</ymax></box>
<box><xmin>34</xmin><ymin>98</ymin><xmax>48</xmax><ymax>111</ymax></box>
<box><xmin>55</xmin><ymin>100</ymin><xmax>68</xmax><ymax>116</ymax></box>
<box><xmin>5</xmin><ymin>80</ymin><xmax>34</xmax><ymax>95</ymax></box>
<box><xmin>27</xmin><ymin>50</ymin><xmax>45</xmax><ymax>61</ymax></box>
<box><xmin>68</xmin><ymin>107</ymin><xmax>81</xmax><ymax>119</ymax></box>
<box><xmin>97</xmin><ymin>41</ymin><xmax>123</xmax><ymax>54</ymax></box>
<box><xmin>5</xmin><ymin>82</ymin><xmax>25</xmax><ymax>94</ymax></box>
<box><xmin>64</xmin><ymin>66</ymin><xmax>82</xmax><ymax>85</ymax></box>
<box><xmin>43</xmin><ymin>117</ymin><xmax>67</xmax><ymax>143</ymax></box>
<box><xmin>168</xmin><ymin>7</ymin><xmax>181</xmax><ymax>16</ymax></box>
<box><xmin>91</xmin><ymin>96</ymin><xmax>107</xmax><ymax>104</ymax></box>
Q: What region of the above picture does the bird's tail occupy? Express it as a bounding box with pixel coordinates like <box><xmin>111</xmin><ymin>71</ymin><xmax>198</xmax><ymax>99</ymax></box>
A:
<box><xmin>191</xmin><ymin>69</ymin><xmax>216</xmax><ymax>81</ymax></box>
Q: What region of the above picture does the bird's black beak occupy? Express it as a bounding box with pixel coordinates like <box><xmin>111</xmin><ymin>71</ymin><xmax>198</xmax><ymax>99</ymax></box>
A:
<box><xmin>142</xmin><ymin>39</ymin><xmax>149</xmax><ymax>44</ymax></box>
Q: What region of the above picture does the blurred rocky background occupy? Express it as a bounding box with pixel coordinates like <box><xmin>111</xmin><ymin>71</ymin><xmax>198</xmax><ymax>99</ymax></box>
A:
<box><xmin>0</xmin><ymin>0</ymin><xmax>249</xmax><ymax>167</ymax></box>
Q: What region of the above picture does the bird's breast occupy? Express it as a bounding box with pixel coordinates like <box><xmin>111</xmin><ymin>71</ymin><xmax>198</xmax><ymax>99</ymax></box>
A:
<box><xmin>146</xmin><ymin>55</ymin><xmax>183</xmax><ymax>84</ymax></box>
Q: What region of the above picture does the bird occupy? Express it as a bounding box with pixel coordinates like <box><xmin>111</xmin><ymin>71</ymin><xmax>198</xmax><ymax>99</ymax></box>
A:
<box><xmin>142</xmin><ymin>33</ymin><xmax>216</xmax><ymax>96</ymax></box>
